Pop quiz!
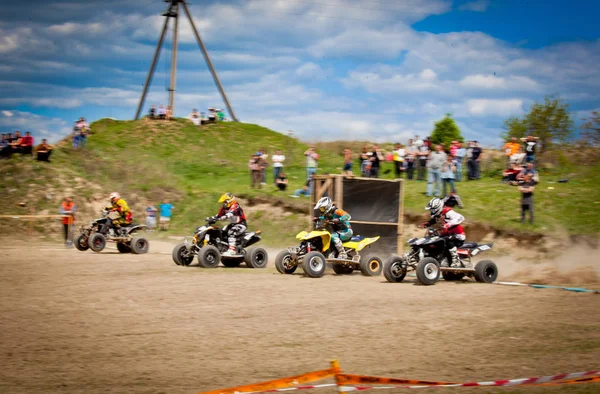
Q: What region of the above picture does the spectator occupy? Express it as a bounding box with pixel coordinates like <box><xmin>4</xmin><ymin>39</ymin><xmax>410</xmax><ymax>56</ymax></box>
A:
<box><xmin>249</xmin><ymin>153</ymin><xmax>262</xmax><ymax>189</ymax></box>
<box><xmin>207</xmin><ymin>108</ymin><xmax>216</xmax><ymax>122</ymax></box>
<box><xmin>145</xmin><ymin>204</ymin><xmax>158</xmax><ymax>231</ymax></box>
<box><xmin>405</xmin><ymin>139</ymin><xmax>417</xmax><ymax>180</ymax></box>
<box><xmin>468</xmin><ymin>141</ymin><xmax>483</xmax><ymax>180</ymax></box>
<box><xmin>165</xmin><ymin>106</ymin><xmax>172</xmax><ymax>121</ymax></box>
<box><xmin>369</xmin><ymin>145</ymin><xmax>384</xmax><ymax>178</ymax></box>
<box><xmin>276</xmin><ymin>170</ymin><xmax>288</xmax><ymax>191</ymax></box>
<box><xmin>517</xmin><ymin>162</ymin><xmax>539</xmax><ymax>184</ymax></box>
<box><xmin>443</xmin><ymin>193</ymin><xmax>464</xmax><ymax>209</ymax></box>
<box><xmin>503</xmin><ymin>163</ymin><xmax>523</xmax><ymax>184</ymax></box>
<box><xmin>76</xmin><ymin>117</ymin><xmax>89</xmax><ymax>148</ymax></box>
<box><xmin>449</xmin><ymin>140</ymin><xmax>460</xmax><ymax>158</ymax></box>
<box><xmin>503</xmin><ymin>137</ymin><xmax>522</xmax><ymax>167</ymax></box>
<box><xmin>259</xmin><ymin>148</ymin><xmax>269</xmax><ymax>185</ymax></box>
<box><xmin>20</xmin><ymin>132</ymin><xmax>34</xmax><ymax>155</ymax></box>
<box><xmin>521</xmin><ymin>135</ymin><xmax>539</xmax><ymax>163</ymax></box>
<box><xmin>159</xmin><ymin>199</ymin><xmax>174</xmax><ymax>231</ymax></box>
<box><xmin>518</xmin><ymin>173</ymin><xmax>535</xmax><ymax>224</ymax></box>
<box><xmin>441</xmin><ymin>155</ymin><xmax>457</xmax><ymax>198</ymax></box>
<box><xmin>290</xmin><ymin>174</ymin><xmax>314</xmax><ymax>198</ymax></box>
<box><xmin>72</xmin><ymin>122</ymin><xmax>80</xmax><ymax>149</ymax></box>
<box><xmin>304</xmin><ymin>146</ymin><xmax>319</xmax><ymax>180</ymax></box>
<box><xmin>359</xmin><ymin>145</ymin><xmax>371</xmax><ymax>177</ymax></box>
<box><xmin>455</xmin><ymin>142</ymin><xmax>466</xmax><ymax>182</ymax></box>
<box><xmin>188</xmin><ymin>109</ymin><xmax>201</xmax><ymax>126</ymax></box>
<box><xmin>342</xmin><ymin>148</ymin><xmax>353</xmax><ymax>176</ymax></box>
<box><xmin>272</xmin><ymin>149</ymin><xmax>286</xmax><ymax>183</ymax></box>
<box><xmin>426</xmin><ymin>144</ymin><xmax>447</xmax><ymax>197</ymax></box>
<box><xmin>59</xmin><ymin>196</ymin><xmax>76</xmax><ymax>247</ymax></box>
<box><xmin>392</xmin><ymin>143</ymin><xmax>405</xmax><ymax>179</ymax></box>
<box><xmin>417</xmin><ymin>141</ymin><xmax>430</xmax><ymax>181</ymax></box>
<box><xmin>0</xmin><ymin>134</ymin><xmax>9</xmax><ymax>159</ymax></box>
<box><xmin>413</xmin><ymin>135</ymin><xmax>424</xmax><ymax>148</ymax></box>
<box><xmin>424</xmin><ymin>136</ymin><xmax>432</xmax><ymax>150</ymax></box>
<box><xmin>157</xmin><ymin>105</ymin><xmax>167</xmax><ymax>120</ymax></box>
<box><xmin>9</xmin><ymin>131</ymin><xmax>22</xmax><ymax>154</ymax></box>
<box><xmin>148</xmin><ymin>105</ymin><xmax>156</xmax><ymax>119</ymax></box>
<box><xmin>216</xmin><ymin>109</ymin><xmax>225</xmax><ymax>121</ymax></box>
<box><xmin>35</xmin><ymin>139</ymin><xmax>53</xmax><ymax>162</ymax></box>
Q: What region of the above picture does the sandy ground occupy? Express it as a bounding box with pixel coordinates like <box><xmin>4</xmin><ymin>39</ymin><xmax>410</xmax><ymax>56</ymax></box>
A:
<box><xmin>0</xmin><ymin>239</ymin><xmax>599</xmax><ymax>394</ymax></box>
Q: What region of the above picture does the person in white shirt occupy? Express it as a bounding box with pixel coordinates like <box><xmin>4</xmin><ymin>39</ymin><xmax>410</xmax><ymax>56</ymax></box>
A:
<box><xmin>187</xmin><ymin>109</ymin><xmax>201</xmax><ymax>126</ymax></box>
<box><xmin>392</xmin><ymin>143</ymin><xmax>406</xmax><ymax>179</ymax></box>
<box><xmin>271</xmin><ymin>149</ymin><xmax>285</xmax><ymax>185</ymax></box>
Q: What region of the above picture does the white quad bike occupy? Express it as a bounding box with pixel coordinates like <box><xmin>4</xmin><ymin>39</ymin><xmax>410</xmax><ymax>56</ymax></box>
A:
<box><xmin>383</xmin><ymin>227</ymin><xmax>498</xmax><ymax>285</ymax></box>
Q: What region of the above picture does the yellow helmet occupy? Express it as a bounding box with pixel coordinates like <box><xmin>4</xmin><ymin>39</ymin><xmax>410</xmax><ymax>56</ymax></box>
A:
<box><xmin>218</xmin><ymin>193</ymin><xmax>235</xmax><ymax>208</ymax></box>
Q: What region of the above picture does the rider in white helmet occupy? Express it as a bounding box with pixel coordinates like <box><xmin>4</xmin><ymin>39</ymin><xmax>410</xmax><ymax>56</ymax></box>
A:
<box><xmin>422</xmin><ymin>197</ymin><xmax>466</xmax><ymax>267</ymax></box>
<box><xmin>314</xmin><ymin>197</ymin><xmax>353</xmax><ymax>259</ymax></box>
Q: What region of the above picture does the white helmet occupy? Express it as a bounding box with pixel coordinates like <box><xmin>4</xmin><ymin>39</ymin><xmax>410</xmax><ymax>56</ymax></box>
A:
<box><xmin>109</xmin><ymin>192</ymin><xmax>120</xmax><ymax>201</ymax></box>
<box><xmin>314</xmin><ymin>197</ymin><xmax>334</xmax><ymax>215</ymax></box>
<box><xmin>425</xmin><ymin>197</ymin><xmax>443</xmax><ymax>217</ymax></box>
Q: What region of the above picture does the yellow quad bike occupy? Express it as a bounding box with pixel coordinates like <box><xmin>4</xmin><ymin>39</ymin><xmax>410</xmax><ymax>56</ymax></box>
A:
<box><xmin>275</xmin><ymin>219</ymin><xmax>382</xmax><ymax>278</ymax></box>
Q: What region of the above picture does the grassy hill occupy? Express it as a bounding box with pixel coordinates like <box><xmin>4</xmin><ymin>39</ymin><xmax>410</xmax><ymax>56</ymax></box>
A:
<box><xmin>1</xmin><ymin>118</ymin><xmax>599</xmax><ymax>244</ymax></box>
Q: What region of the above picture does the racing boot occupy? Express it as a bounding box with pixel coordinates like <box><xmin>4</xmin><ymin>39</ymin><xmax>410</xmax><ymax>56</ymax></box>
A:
<box><xmin>334</xmin><ymin>238</ymin><xmax>347</xmax><ymax>260</ymax></box>
<box><xmin>223</xmin><ymin>237</ymin><xmax>238</xmax><ymax>256</ymax></box>
<box><xmin>448</xmin><ymin>247</ymin><xmax>461</xmax><ymax>268</ymax></box>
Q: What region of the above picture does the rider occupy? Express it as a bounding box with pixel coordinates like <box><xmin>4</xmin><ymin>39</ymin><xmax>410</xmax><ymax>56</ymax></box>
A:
<box><xmin>107</xmin><ymin>192</ymin><xmax>132</xmax><ymax>235</ymax></box>
<box><xmin>314</xmin><ymin>197</ymin><xmax>353</xmax><ymax>259</ymax></box>
<box><xmin>215</xmin><ymin>193</ymin><xmax>247</xmax><ymax>256</ymax></box>
<box><xmin>423</xmin><ymin>197</ymin><xmax>465</xmax><ymax>267</ymax></box>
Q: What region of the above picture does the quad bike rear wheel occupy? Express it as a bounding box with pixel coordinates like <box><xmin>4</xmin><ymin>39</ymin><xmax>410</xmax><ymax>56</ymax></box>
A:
<box><xmin>474</xmin><ymin>260</ymin><xmax>498</xmax><ymax>283</ymax></box>
<box><xmin>416</xmin><ymin>257</ymin><xmax>441</xmax><ymax>285</ymax></box>
<box><xmin>302</xmin><ymin>251</ymin><xmax>327</xmax><ymax>278</ymax></box>
<box><xmin>117</xmin><ymin>242</ymin><xmax>131</xmax><ymax>253</ymax></box>
<box><xmin>172</xmin><ymin>243</ymin><xmax>194</xmax><ymax>266</ymax></box>
<box><xmin>74</xmin><ymin>234</ymin><xmax>89</xmax><ymax>251</ymax></box>
<box><xmin>359</xmin><ymin>255</ymin><xmax>383</xmax><ymax>276</ymax></box>
<box><xmin>89</xmin><ymin>233</ymin><xmax>106</xmax><ymax>253</ymax></box>
<box><xmin>198</xmin><ymin>245</ymin><xmax>220</xmax><ymax>268</ymax></box>
<box><xmin>383</xmin><ymin>255</ymin><xmax>407</xmax><ymax>283</ymax></box>
<box><xmin>245</xmin><ymin>247</ymin><xmax>268</xmax><ymax>268</ymax></box>
<box><xmin>131</xmin><ymin>237</ymin><xmax>149</xmax><ymax>254</ymax></box>
<box><xmin>275</xmin><ymin>251</ymin><xmax>298</xmax><ymax>274</ymax></box>
<box><xmin>332</xmin><ymin>264</ymin><xmax>354</xmax><ymax>275</ymax></box>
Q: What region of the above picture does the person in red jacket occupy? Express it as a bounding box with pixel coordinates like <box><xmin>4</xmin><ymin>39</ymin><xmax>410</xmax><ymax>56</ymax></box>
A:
<box><xmin>422</xmin><ymin>197</ymin><xmax>466</xmax><ymax>267</ymax></box>
<box><xmin>20</xmin><ymin>131</ymin><xmax>34</xmax><ymax>155</ymax></box>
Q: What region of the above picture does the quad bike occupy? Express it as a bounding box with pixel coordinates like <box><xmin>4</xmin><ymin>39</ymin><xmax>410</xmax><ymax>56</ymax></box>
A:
<box><xmin>171</xmin><ymin>216</ymin><xmax>267</xmax><ymax>268</ymax></box>
<box><xmin>383</xmin><ymin>227</ymin><xmax>497</xmax><ymax>285</ymax></box>
<box><xmin>275</xmin><ymin>219</ymin><xmax>382</xmax><ymax>278</ymax></box>
<box><xmin>74</xmin><ymin>209</ymin><xmax>149</xmax><ymax>254</ymax></box>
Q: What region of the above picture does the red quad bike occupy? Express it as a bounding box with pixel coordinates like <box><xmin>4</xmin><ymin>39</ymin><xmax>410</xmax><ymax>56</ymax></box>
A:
<box><xmin>383</xmin><ymin>227</ymin><xmax>498</xmax><ymax>285</ymax></box>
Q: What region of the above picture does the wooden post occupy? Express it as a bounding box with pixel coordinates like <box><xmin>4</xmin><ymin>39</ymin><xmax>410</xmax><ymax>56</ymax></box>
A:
<box><xmin>335</xmin><ymin>175</ymin><xmax>343</xmax><ymax>209</ymax></box>
<box><xmin>397</xmin><ymin>178</ymin><xmax>404</xmax><ymax>254</ymax></box>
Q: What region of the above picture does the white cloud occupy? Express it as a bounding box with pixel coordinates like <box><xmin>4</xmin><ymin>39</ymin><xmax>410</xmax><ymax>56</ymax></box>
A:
<box><xmin>295</xmin><ymin>62</ymin><xmax>326</xmax><ymax>79</ymax></box>
<box><xmin>460</xmin><ymin>74</ymin><xmax>506</xmax><ymax>89</ymax></box>
<box><xmin>2</xmin><ymin>110</ymin><xmax>13</xmax><ymax>117</ymax></box>
<box><xmin>466</xmin><ymin>99</ymin><xmax>524</xmax><ymax>116</ymax></box>
<box><xmin>458</xmin><ymin>0</ymin><xmax>490</xmax><ymax>12</ymax></box>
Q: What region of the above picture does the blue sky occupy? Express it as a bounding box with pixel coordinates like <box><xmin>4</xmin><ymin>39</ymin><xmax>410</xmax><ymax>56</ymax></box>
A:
<box><xmin>0</xmin><ymin>0</ymin><xmax>599</xmax><ymax>146</ymax></box>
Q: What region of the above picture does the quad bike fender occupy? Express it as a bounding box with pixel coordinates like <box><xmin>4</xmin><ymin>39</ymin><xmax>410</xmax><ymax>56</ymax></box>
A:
<box><xmin>296</xmin><ymin>230</ymin><xmax>331</xmax><ymax>251</ymax></box>
<box><xmin>342</xmin><ymin>236</ymin><xmax>380</xmax><ymax>252</ymax></box>
<box><xmin>125</xmin><ymin>224</ymin><xmax>146</xmax><ymax>234</ymax></box>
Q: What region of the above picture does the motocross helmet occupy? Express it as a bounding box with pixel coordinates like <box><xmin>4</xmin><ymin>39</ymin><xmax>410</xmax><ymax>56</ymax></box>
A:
<box><xmin>109</xmin><ymin>192</ymin><xmax>120</xmax><ymax>202</ymax></box>
<box><xmin>425</xmin><ymin>197</ymin><xmax>443</xmax><ymax>217</ymax></box>
<box><xmin>218</xmin><ymin>193</ymin><xmax>235</xmax><ymax>208</ymax></box>
<box><xmin>314</xmin><ymin>197</ymin><xmax>334</xmax><ymax>215</ymax></box>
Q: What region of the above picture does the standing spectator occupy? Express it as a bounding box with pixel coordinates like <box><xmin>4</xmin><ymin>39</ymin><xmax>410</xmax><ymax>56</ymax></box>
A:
<box><xmin>455</xmin><ymin>142</ymin><xmax>466</xmax><ymax>181</ymax></box>
<box><xmin>272</xmin><ymin>149</ymin><xmax>286</xmax><ymax>183</ymax></box>
<box><xmin>521</xmin><ymin>135</ymin><xmax>539</xmax><ymax>163</ymax></box>
<box><xmin>518</xmin><ymin>173</ymin><xmax>535</xmax><ymax>224</ymax></box>
<box><xmin>417</xmin><ymin>142</ymin><xmax>430</xmax><ymax>181</ymax></box>
<box><xmin>441</xmin><ymin>155</ymin><xmax>457</xmax><ymax>197</ymax></box>
<box><xmin>405</xmin><ymin>139</ymin><xmax>417</xmax><ymax>180</ymax></box>
<box><xmin>20</xmin><ymin>132</ymin><xmax>34</xmax><ymax>155</ymax></box>
<box><xmin>59</xmin><ymin>196</ymin><xmax>76</xmax><ymax>247</ymax></box>
<box><xmin>259</xmin><ymin>148</ymin><xmax>269</xmax><ymax>185</ymax></box>
<box><xmin>165</xmin><ymin>106</ymin><xmax>173</xmax><ymax>121</ymax></box>
<box><xmin>9</xmin><ymin>131</ymin><xmax>22</xmax><ymax>154</ymax></box>
<box><xmin>35</xmin><ymin>139</ymin><xmax>53</xmax><ymax>162</ymax></box>
<box><xmin>426</xmin><ymin>144</ymin><xmax>447</xmax><ymax>197</ymax></box>
<box><xmin>503</xmin><ymin>137</ymin><xmax>522</xmax><ymax>167</ymax></box>
<box><xmin>413</xmin><ymin>135</ymin><xmax>424</xmax><ymax>148</ymax></box>
<box><xmin>517</xmin><ymin>162</ymin><xmax>539</xmax><ymax>184</ymax></box>
<box><xmin>342</xmin><ymin>148</ymin><xmax>353</xmax><ymax>176</ymax></box>
<box><xmin>449</xmin><ymin>140</ymin><xmax>460</xmax><ymax>158</ymax></box>
<box><xmin>148</xmin><ymin>105</ymin><xmax>156</xmax><ymax>119</ymax></box>
<box><xmin>369</xmin><ymin>145</ymin><xmax>384</xmax><ymax>178</ymax></box>
<box><xmin>159</xmin><ymin>199</ymin><xmax>174</xmax><ymax>231</ymax></box>
<box><xmin>468</xmin><ymin>141</ymin><xmax>483</xmax><ymax>180</ymax></box>
<box><xmin>359</xmin><ymin>145</ymin><xmax>371</xmax><ymax>177</ymax></box>
<box><xmin>424</xmin><ymin>136</ymin><xmax>432</xmax><ymax>150</ymax></box>
<box><xmin>249</xmin><ymin>153</ymin><xmax>262</xmax><ymax>189</ymax></box>
<box><xmin>157</xmin><ymin>105</ymin><xmax>167</xmax><ymax>120</ymax></box>
<box><xmin>76</xmin><ymin>118</ymin><xmax>89</xmax><ymax>149</ymax></box>
<box><xmin>276</xmin><ymin>170</ymin><xmax>288</xmax><ymax>191</ymax></box>
<box><xmin>304</xmin><ymin>146</ymin><xmax>319</xmax><ymax>179</ymax></box>
<box><xmin>392</xmin><ymin>143</ymin><xmax>405</xmax><ymax>179</ymax></box>
<box><xmin>145</xmin><ymin>204</ymin><xmax>158</xmax><ymax>231</ymax></box>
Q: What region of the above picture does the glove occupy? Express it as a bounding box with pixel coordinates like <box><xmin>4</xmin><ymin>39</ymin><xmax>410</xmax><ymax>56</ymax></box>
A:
<box><xmin>420</xmin><ymin>222</ymin><xmax>429</xmax><ymax>229</ymax></box>
<box><xmin>332</xmin><ymin>218</ymin><xmax>340</xmax><ymax>224</ymax></box>
<box><xmin>219</xmin><ymin>216</ymin><xmax>227</xmax><ymax>221</ymax></box>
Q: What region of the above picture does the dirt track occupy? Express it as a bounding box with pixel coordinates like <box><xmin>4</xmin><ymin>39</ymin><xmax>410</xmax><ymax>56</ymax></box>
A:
<box><xmin>0</xmin><ymin>240</ymin><xmax>599</xmax><ymax>394</ymax></box>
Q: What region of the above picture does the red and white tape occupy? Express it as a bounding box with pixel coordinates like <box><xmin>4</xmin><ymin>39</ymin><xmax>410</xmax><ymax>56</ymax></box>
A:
<box><xmin>338</xmin><ymin>370</ymin><xmax>600</xmax><ymax>391</ymax></box>
<box><xmin>236</xmin><ymin>383</ymin><xmax>337</xmax><ymax>393</ymax></box>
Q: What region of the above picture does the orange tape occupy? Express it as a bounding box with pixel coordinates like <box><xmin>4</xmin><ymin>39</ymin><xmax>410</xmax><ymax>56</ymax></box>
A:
<box><xmin>337</xmin><ymin>374</ymin><xmax>457</xmax><ymax>386</ymax></box>
<box><xmin>199</xmin><ymin>366</ymin><xmax>340</xmax><ymax>394</ymax></box>
<box><xmin>537</xmin><ymin>376</ymin><xmax>600</xmax><ymax>386</ymax></box>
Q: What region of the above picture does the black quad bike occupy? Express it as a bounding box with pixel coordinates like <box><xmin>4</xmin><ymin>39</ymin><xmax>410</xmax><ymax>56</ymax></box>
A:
<box><xmin>171</xmin><ymin>216</ymin><xmax>268</xmax><ymax>268</ymax></box>
<box><xmin>383</xmin><ymin>227</ymin><xmax>498</xmax><ymax>285</ymax></box>
<box><xmin>75</xmin><ymin>209</ymin><xmax>149</xmax><ymax>254</ymax></box>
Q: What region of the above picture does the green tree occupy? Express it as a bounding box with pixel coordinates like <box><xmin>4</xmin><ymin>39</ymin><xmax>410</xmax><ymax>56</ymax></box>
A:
<box><xmin>582</xmin><ymin>111</ymin><xmax>600</xmax><ymax>146</ymax></box>
<box><xmin>501</xmin><ymin>96</ymin><xmax>573</xmax><ymax>153</ymax></box>
<box><xmin>430</xmin><ymin>113</ymin><xmax>463</xmax><ymax>148</ymax></box>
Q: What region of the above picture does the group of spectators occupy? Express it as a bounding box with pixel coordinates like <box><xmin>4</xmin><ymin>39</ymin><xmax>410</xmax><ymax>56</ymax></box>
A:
<box><xmin>187</xmin><ymin>108</ymin><xmax>226</xmax><ymax>126</ymax></box>
<box><xmin>148</xmin><ymin>105</ymin><xmax>173</xmax><ymax>121</ymax></box>
<box><xmin>145</xmin><ymin>200</ymin><xmax>175</xmax><ymax>231</ymax></box>
<box><xmin>71</xmin><ymin>117</ymin><xmax>90</xmax><ymax>149</ymax></box>
<box><xmin>1</xmin><ymin>131</ymin><xmax>53</xmax><ymax>162</ymax></box>
<box><xmin>248</xmin><ymin>149</ymin><xmax>288</xmax><ymax>191</ymax></box>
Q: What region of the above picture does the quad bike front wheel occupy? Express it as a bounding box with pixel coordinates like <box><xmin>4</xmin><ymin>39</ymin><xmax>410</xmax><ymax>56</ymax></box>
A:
<box><xmin>74</xmin><ymin>234</ymin><xmax>89</xmax><ymax>251</ymax></box>
<box><xmin>117</xmin><ymin>242</ymin><xmax>131</xmax><ymax>253</ymax></box>
<box><xmin>474</xmin><ymin>260</ymin><xmax>498</xmax><ymax>283</ymax></box>
<box><xmin>302</xmin><ymin>251</ymin><xmax>327</xmax><ymax>278</ymax></box>
<box><xmin>198</xmin><ymin>245</ymin><xmax>221</xmax><ymax>268</ymax></box>
<box><xmin>172</xmin><ymin>243</ymin><xmax>194</xmax><ymax>266</ymax></box>
<box><xmin>89</xmin><ymin>233</ymin><xmax>106</xmax><ymax>253</ymax></box>
<box><xmin>383</xmin><ymin>255</ymin><xmax>407</xmax><ymax>283</ymax></box>
<box><xmin>359</xmin><ymin>255</ymin><xmax>383</xmax><ymax>276</ymax></box>
<box><xmin>416</xmin><ymin>257</ymin><xmax>441</xmax><ymax>285</ymax></box>
<box><xmin>332</xmin><ymin>264</ymin><xmax>353</xmax><ymax>275</ymax></box>
<box><xmin>130</xmin><ymin>237</ymin><xmax>149</xmax><ymax>254</ymax></box>
<box><xmin>245</xmin><ymin>247</ymin><xmax>268</xmax><ymax>268</ymax></box>
<box><xmin>275</xmin><ymin>250</ymin><xmax>298</xmax><ymax>274</ymax></box>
